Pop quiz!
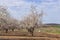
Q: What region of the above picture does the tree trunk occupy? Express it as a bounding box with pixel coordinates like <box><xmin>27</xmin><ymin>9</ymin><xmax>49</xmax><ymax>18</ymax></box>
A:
<box><xmin>12</xmin><ymin>29</ymin><xmax>14</xmax><ymax>31</ymax></box>
<box><xmin>5</xmin><ymin>29</ymin><xmax>8</xmax><ymax>33</ymax></box>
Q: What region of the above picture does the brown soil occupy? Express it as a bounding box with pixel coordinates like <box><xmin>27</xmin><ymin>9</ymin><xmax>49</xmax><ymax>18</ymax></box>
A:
<box><xmin>0</xmin><ymin>32</ymin><xmax>60</xmax><ymax>40</ymax></box>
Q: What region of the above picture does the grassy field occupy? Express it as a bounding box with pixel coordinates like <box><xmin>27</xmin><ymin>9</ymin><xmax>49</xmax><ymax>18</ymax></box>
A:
<box><xmin>35</xmin><ymin>25</ymin><xmax>60</xmax><ymax>34</ymax></box>
<box><xmin>34</xmin><ymin>26</ymin><xmax>60</xmax><ymax>34</ymax></box>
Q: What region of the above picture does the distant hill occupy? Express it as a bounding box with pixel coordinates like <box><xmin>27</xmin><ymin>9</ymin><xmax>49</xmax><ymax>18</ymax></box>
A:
<box><xmin>44</xmin><ymin>23</ymin><xmax>60</xmax><ymax>25</ymax></box>
<box><xmin>43</xmin><ymin>23</ymin><xmax>60</xmax><ymax>27</ymax></box>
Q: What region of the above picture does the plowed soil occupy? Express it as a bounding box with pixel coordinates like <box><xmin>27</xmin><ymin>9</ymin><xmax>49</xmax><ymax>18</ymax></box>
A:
<box><xmin>0</xmin><ymin>32</ymin><xmax>60</xmax><ymax>40</ymax></box>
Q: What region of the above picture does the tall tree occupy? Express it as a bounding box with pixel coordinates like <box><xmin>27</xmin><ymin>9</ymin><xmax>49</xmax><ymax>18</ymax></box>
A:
<box><xmin>0</xmin><ymin>6</ymin><xmax>10</xmax><ymax>33</ymax></box>
<box><xmin>22</xmin><ymin>5</ymin><xmax>43</xmax><ymax>36</ymax></box>
<box><xmin>0</xmin><ymin>6</ymin><xmax>20</xmax><ymax>33</ymax></box>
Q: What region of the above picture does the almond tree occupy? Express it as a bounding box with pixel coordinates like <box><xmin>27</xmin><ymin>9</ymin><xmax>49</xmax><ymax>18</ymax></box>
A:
<box><xmin>9</xmin><ymin>18</ymin><xmax>20</xmax><ymax>31</ymax></box>
<box><xmin>0</xmin><ymin>6</ymin><xmax>20</xmax><ymax>33</ymax></box>
<box><xmin>0</xmin><ymin>6</ymin><xmax>11</xmax><ymax>33</ymax></box>
<box><xmin>22</xmin><ymin>5</ymin><xmax>43</xmax><ymax>36</ymax></box>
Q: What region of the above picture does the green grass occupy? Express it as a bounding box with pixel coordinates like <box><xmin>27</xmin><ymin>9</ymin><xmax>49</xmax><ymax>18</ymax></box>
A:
<box><xmin>34</xmin><ymin>26</ymin><xmax>60</xmax><ymax>34</ymax></box>
<box><xmin>40</xmin><ymin>26</ymin><xmax>60</xmax><ymax>34</ymax></box>
<box><xmin>52</xmin><ymin>25</ymin><xmax>60</xmax><ymax>28</ymax></box>
<box><xmin>44</xmin><ymin>29</ymin><xmax>60</xmax><ymax>34</ymax></box>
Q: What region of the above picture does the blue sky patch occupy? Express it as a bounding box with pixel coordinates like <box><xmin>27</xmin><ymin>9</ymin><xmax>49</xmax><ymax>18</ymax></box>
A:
<box><xmin>0</xmin><ymin>0</ymin><xmax>60</xmax><ymax>23</ymax></box>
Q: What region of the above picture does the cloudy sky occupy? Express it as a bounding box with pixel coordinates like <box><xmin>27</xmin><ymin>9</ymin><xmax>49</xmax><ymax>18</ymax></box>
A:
<box><xmin>0</xmin><ymin>0</ymin><xmax>60</xmax><ymax>24</ymax></box>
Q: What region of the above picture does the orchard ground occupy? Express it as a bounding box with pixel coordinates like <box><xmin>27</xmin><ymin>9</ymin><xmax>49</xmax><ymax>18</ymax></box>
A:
<box><xmin>0</xmin><ymin>26</ymin><xmax>60</xmax><ymax>40</ymax></box>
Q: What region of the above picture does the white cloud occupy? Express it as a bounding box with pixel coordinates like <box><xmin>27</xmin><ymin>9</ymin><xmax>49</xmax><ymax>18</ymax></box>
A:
<box><xmin>0</xmin><ymin>0</ymin><xmax>24</xmax><ymax>6</ymax></box>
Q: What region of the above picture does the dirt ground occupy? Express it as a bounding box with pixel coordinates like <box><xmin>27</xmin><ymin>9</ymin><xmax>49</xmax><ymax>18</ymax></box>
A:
<box><xmin>0</xmin><ymin>36</ymin><xmax>60</xmax><ymax>40</ymax></box>
<box><xmin>0</xmin><ymin>28</ymin><xmax>60</xmax><ymax>40</ymax></box>
<box><xmin>0</xmin><ymin>32</ymin><xmax>60</xmax><ymax>40</ymax></box>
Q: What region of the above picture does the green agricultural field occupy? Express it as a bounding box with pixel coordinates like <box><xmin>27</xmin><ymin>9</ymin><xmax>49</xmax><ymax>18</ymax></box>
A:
<box><xmin>37</xmin><ymin>26</ymin><xmax>60</xmax><ymax>34</ymax></box>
